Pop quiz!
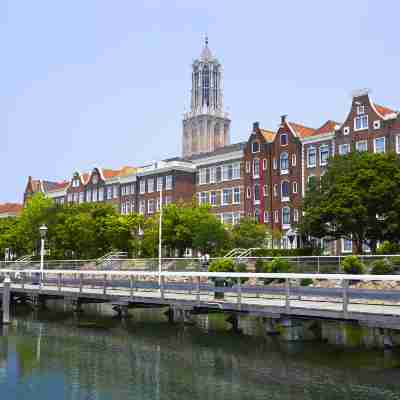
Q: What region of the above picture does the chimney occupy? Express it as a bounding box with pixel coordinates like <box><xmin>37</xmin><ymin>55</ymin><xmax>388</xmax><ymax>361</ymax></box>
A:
<box><xmin>280</xmin><ymin>115</ymin><xmax>288</xmax><ymax>125</ymax></box>
<box><xmin>252</xmin><ymin>121</ymin><xmax>260</xmax><ymax>131</ymax></box>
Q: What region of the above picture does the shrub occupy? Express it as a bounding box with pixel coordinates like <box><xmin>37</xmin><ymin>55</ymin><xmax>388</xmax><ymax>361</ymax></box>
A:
<box><xmin>208</xmin><ymin>258</ymin><xmax>235</xmax><ymax>273</ymax></box>
<box><xmin>260</xmin><ymin>257</ymin><xmax>291</xmax><ymax>284</ymax></box>
<box><xmin>371</xmin><ymin>258</ymin><xmax>395</xmax><ymax>275</ymax></box>
<box><xmin>376</xmin><ymin>241</ymin><xmax>400</xmax><ymax>255</ymax></box>
<box><xmin>300</xmin><ymin>278</ymin><xmax>313</xmax><ymax>287</ymax></box>
<box><xmin>254</xmin><ymin>259</ymin><xmax>265</xmax><ymax>273</ymax></box>
<box><xmin>341</xmin><ymin>255</ymin><xmax>365</xmax><ymax>275</ymax></box>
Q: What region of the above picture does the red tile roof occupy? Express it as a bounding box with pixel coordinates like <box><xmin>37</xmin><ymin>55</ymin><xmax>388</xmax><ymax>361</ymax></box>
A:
<box><xmin>315</xmin><ymin>120</ymin><xmax>340</xmax><ymax>135</ymax></box>
<box><xmin>0</xmin><ymin>203</ymin><xmax>22</xmax><ymax>215</ymax></box>
<box><xmin>374</xmin><ymin>104</ymin><xmax>396</xmax><ymax>118</ymax></box>
<box><xmin>288</xmin><ymin>122</ymin><xmax>316</xmax><ymax>138</ymax></box>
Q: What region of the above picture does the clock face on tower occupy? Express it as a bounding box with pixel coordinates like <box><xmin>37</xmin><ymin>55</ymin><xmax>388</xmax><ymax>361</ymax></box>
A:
<box><xmin>92</xmin><ymin>175</ymin><xmax>98</xmax><ymax>185</ymax></box>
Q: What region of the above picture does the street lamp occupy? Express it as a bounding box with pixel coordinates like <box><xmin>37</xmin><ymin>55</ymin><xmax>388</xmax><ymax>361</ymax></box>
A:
<box><xmin>287</xmin><ymin>229</ymin><xmax>296</xmax><ymax>250</ymax></box>
<box><xmin>39</xmin><ymin>224</ymin><xmax>48</xmax><ymax>281</ymax></box>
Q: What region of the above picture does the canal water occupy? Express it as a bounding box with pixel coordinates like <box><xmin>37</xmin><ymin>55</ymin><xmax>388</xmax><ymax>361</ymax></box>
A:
<box><xmin>0</xmin><ymin>304</ymin><xmax>399</xmax><ymax>400</ymax></box>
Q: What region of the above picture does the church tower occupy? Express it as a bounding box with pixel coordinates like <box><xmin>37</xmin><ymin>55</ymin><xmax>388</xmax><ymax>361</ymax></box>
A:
<box><xmin>182</xmin><ymin>37</ymin><xmax>231</xmax><ymax>157</ymax></box>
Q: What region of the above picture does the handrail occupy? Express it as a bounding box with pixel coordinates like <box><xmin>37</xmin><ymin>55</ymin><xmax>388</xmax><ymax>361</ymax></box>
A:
<box><xmin>2</xmin><ymin>269</ymin><xmax>400</xmax><ymax>281</ymax></box>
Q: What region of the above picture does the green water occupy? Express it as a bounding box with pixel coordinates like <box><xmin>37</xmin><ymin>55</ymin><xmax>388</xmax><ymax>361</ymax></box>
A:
<box><xmin>0</xmin><ymin>305</ymin><xmax>399</xmax><ymax>400</ymax></box>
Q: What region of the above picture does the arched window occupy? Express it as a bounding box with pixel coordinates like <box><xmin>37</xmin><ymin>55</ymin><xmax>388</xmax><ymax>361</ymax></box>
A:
<box><xmin>281</xmin><ymin>181</ymin><xmax>290</xmax><ymax>200</ymax></box>
<box><xmin>282</xmin><ymin>207</ymin><xmax>290</xmax><ymax>225</ymax></box>
<box><xmin>280</xmin><ymin>152</ymin><xmax>289</xmax><ymax>171</ymax></box>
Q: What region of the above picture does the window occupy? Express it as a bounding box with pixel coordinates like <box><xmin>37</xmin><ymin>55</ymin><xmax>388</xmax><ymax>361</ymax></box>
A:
<box><xmin>233</xmin><ymin>188</ymin><xmax>240</xmax><ymax>204</ymax></box>
<box><xmin>113</xmin><ymin>185</ymin><xmax>119</xmax><ymax>199</ymax></box>
<box><xmin>274</xmin><ymin>210</ymin><xmax>279</xmax><ymax>223</ymax></box>
<box><xmin>252</xmin><ymin>141</ymin><xmax>260</xmax><ymax>153</ymax></box>
<box><xmin>232</xmin><ymin>162</ymin><xmax>240</xmax><ymax>179</ymax></box>
<box><xmin>222</xmin><ymin>189</ymin><xmax>232</xmax><ymax>205</ymax></box>
<box><xmin>200</xmin><ymin>192</ymin><xmax>209</xmax><ymax>205</ymax></box>
<box><xmin>222</xmin><ymin>213</ymin><xmax>234</xmax><ymax>225</ymax></box>
<box><xmin>215</xmin><ymin>166</ymin><xmax>222</xmax><ymax>182</ymax></box>
<box><xmin>210</xmin><ymin>191</ymin><xmax>217</xmax><ymax>206</ymax></box>
<box><xmin>72</xmin><ymin>178</ymin><xmax>80</xmax><ymax>188</ymax></box>
<box><xmin>396</xmin><ymin>136</ymin><xmax>400</xmax><ymax>154</ymax></box>
<box><xmin>280</xmin><ymin>152</ymin><xmax>289</xmax><ymax>173</ymax></box>
<box><xmin>210</xmin><ymin>167</ymin><xmax>216</xmax><ymax>183</ymax></box>
<box><xmin>291</xmin><ymin>153</ymin><xmax>296</xmax><ymax>166</ymax></box>
<box><xmin>263</xmin><ymin>158</ymin><xmax>267</xmax><ymax>171</ymax></box>
<box><xmin>73</xmin><ymin>192</ymin><xmax>78</xmax><ymax>203</ymax></box>
<box><xmin>107</xmin><ymin>186</ymin><xmax>113</xmax><ymax>200</ymax></box>
<box><xmin>339</xmin><ymin>144</ymin><xmax>350</xmax><ymax>155</ymax></box>
<box><xmin>130</xmin><ymin>199</ymin><xmax>135</xmax><ymax>212</ymax></box>
<box><xmin>79</xmin><ymin>192</ymin><xmax>85</xmax><ymax>203</ymax></box>
<box><xmin>354</xmin><ymin>115</ymin><xmax>368</xmax><ymax>131</ymax></box>
<box><xmin>307</xmin><ymin>147</ymin><xmax>316</xmax><ymax>168</ymax></box>
<box><xmin>294</xmin><ymin>209</ymin><xmax>299</xmax><ymax>222</ymax></box>
<box><xmin>319</xmin><ymin>145</ymin><xmax>330</xmax><ymax>166</ymax></box>
<box><xmin>67</xmin><ymin>193</ymin><xmax>72</xmax><ymax>202</ymax></box>
<box><xmin>342</xmin><ymin>238</ymin><xmax>353</xmax><ymax>253</ymax></box>
<box><xmin>148</xmin><ymin>199</ymin><xmax>155</xmax><ymax>214</ymax></box>
<box><xmin>253</xmin><ymin>159</ymin><xmax>260</xmax><ymax>178</ymax></box>
<box><xmin>356</xmin><ymin>140</ymin><xmax>368</xmax><ymax>152</ymax></box>
<box><xmin>281</xmin><ymin>181</ymin><xmax>290</xmax><ymax>201</ymax></box>
<box><xmin>374</xmin><ymin>137</ymin><xmax>385</xmax><ymax>153</ymax></box>
<box><xmin>85</xmin><ymin>190</ymin><xmax>91</xmax><ymax>202</ymax></box>
<box><xmin>280</xmin><ymin>133</ymin><xmax>288</xmax><ymax>146</ymax></box>
<box><xmin>199</xmin><ymin>169</ymin><xmax>206</xmax><ymax>185</ymax></box>
<box><xmin>205</xmin><ymin>168</ymin><xmax>210</xmax><ymax>184</ymax></box>
<box><xmin>131</xmin><ymin>184</ymin><xmax>135</xmax><ymax>194</ymax></box>
<box><xmin>223</xmin><ymin>164</ymin><xmax>233</xmax><ymax>181</ymax></box>
<box><xmin>147</xmin><ymin>179</ymin><xmax>154</xmax><ymax>193</ymax></box>
<box><xmin>356</xmin><ymin>105</ymin><xmax>365</xmax><ymax>115</ymax></box>
<box><xmin>282</xmin><ymin>207</ymin><xmax>290</xmax><ymax>225</ymax></box>
<box><xmin>139</xmin><ymin>200</ymin><xmax>145</xmax><ymax>215</ymax></box>
<box><xmin>264</xmin><ymin>211</ymin><xmax>270</xmax><ymax>223</ymax></box>
<box><xmin>140</xmin><ymin>181</ymin><xmax>146</xmax><ymax>194</ymax></box>
<box><xmin>245</xmin><ymin>161</ymin><xmax>251</xmax><ymax>174</ymax></box>
<box><xmin>121</xmin><ymin>202</ymin><xmax>126</xmax><ymax>215</ymax></box>
<box><xmin>273</xmin><ymin>158</ymin><xmax>277</xmax><ymax>170</ymax></box>
<box><xmin>233</xmin><ymin>212</ymin><xmax>241</xmax><ymax>225</ymax></box>
<box><xmin>246</xmin><ymin>187</ymin><xmax>251</xmax><ymax>199</ymax></box>
<box><xmin>263</xmin><ymin>185</ymin><xmax>269</xmax><ymax>197</ymax></box>
<box><xmin>343</xmin><ymin>127</ymin><xmax>350</xmax><ymax>135</ymax></box>
<box><xmin>273</xmin><ymin>184</ymin><xmax>278</xmax><ymax>198</ymax></box>
<box><xmin>254</xmin><ymin>184</ymin><xmax>260</xmax><ymax>203</ymax></box>
<box><xmin>157</xmin><ymin>177</ymin><xmax>163</xmax><ymax>192</ymax></box>
<box><xmin>166</xmin><ymin>175</ymin><xmax>173</xmax><ymax>190</ymax></box>
<box><xmin>92</xmin><ymin>188</ymin><xmax>98</xmax><ymax>202</ymax></box>
<box><xmin>292</xmin><ymin>181</ymin><xmax>298</xmax><ymax>194</ymax></box>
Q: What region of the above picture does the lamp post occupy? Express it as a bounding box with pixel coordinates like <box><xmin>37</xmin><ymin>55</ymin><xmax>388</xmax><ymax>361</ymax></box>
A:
<box><xmin>39</xmin><ymin>224</ymin><xmax>48</xmax><ymax>281</ymax></box>
<box><xmin>287</xmin><ymin>229</ymin><xmax>296</xmax><ymax>250</ymax></box>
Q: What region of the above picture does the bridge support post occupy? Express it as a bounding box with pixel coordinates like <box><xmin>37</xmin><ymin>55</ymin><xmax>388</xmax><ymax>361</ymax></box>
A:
<box><xmin>342</xmin><ymin>279</ymin><xmax>349</xmax><ymax>318</ymax></box>
<box><xmin>2</xmin><ymin>274</ymin><xmax>11</xmax><ymax>324</ymax></box>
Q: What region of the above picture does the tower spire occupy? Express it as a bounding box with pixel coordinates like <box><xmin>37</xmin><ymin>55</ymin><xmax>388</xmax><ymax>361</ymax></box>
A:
<box><xmin>205</xmin><ymin>34</ymin><xmax>208</xmax><ymax>47</ymax></box>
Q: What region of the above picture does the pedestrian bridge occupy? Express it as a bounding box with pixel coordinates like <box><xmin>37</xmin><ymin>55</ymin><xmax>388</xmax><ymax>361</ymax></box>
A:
<box><xmin>1</xmin><ymin>269</ymin><xmax>400</xmax><ymax>330</ymax></box>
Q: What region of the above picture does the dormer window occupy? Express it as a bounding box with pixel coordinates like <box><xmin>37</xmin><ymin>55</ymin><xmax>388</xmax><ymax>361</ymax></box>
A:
<box><xmin>280</xmin><ymin>133</ymin><xmax>288</xmax><ymax>146</ymax></box>
<box><xmin>72</xmin><ymin>178</ymin><xmax>80</xmax><ymax>188</ymax></box>
<box><xmin>354</xmin><ymin>115</ymin><xmax>368</xmax><ymax>131</ymax></box>
<box><xmin>356</xmin><ymin>105</ymin><xmax>365</xmax><ymax>115</ymax></box>
<box><xmin>252</xmin><ymin>141</ymin><xmax>260</xmax><ymax>153</ymax></box>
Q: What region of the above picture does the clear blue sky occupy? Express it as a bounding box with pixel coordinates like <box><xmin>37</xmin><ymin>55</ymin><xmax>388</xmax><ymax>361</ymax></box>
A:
<box><xmin>2</xmin><ymin>1</ymin><xmax>399</xmax><ymax>203</ymax></box>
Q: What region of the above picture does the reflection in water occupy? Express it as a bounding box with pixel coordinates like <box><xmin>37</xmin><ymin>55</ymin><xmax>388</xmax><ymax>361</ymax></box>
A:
<box><xmin>0</xmin><ymin>304</ymin><xmax>398</xmax><ymax>400</ymax></box>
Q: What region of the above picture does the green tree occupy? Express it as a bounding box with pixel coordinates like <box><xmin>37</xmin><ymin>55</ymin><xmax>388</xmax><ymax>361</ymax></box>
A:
<box><xmin>230</xmin><ymin>217</ymin><xmax>267</xmax><ymax>249</ymax></box>
<box><xmin>299</xmin><ymin>152</ymin><xmax>400</xmax><ymax>254</ymax></box>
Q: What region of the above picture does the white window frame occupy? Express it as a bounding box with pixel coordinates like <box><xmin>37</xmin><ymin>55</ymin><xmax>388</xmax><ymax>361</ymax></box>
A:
<box><xmin>282</xmin><ymin>206</ymin><xmax>290</xmax><ymax>226</ymax></box>
<box><xmin>396</xmin><ymin>136</ymin><xmax>400</xmax><ymax>154</ymax></box>
<box><xmin>252</xmin><ymin>141</ymin><xmax>260</xmax><ymax>153</ymax></box>
<box><xmin>262</xmin><ymin>159</ymin><xmax>267</xmax><ymax>171</ymax></box>
<box><xmin>281</xmin><ymin>181</ymin><xmax>290</xmax><ymax>202</ymax></box>
<box><xmin>307</xmin><ymin>147</ymin><xmax>317</xmax><ymax>168</ymax></box>
<box><xmin>246</xmin><ymin>187</ymin><xmax>251</xmax><ymax>199</ymax></box>
<box><xmin>147</xmin><ymin>179</ymin><xmax>154</xmax><ymax>193</ymax></box>
<box><xmin>373</xmin><ymin>120</ymin><xmax>381</xmax><ymax>130</ymax></box>
<box><xmin>263</xmin><ymin>184</ymin><xmax>268</xmax><ymax>197</ymax></box>
<box><xmin>254</xmin><ymin>184</ymin><xmax>260</xmax><ymax>204</ymax></box>
<box><xmin>291</xmin><ymin>153</ymin><xmax>296</xmax><ymax>167</ymax></box>
<box><xmin>252</xmin><ymin>159</ymin><xmax>260</xmax><ymax>179</ymax></box>
<box><xmin>274</xmin><ymin>210</ymin><xmax>279</xmax><ymax>223</ymax></box>
<box><xmin>273</xmin><ymin>158</ymin><xmax>277</xmax><ymax>170</ymax></box>
<box><xmin>139</xmin><ymin>200</ymin><xmax>145</xmax><ymax>215</ymax></box>
<box><xmin>245</xmin><ymin>161</ymin><xmax>251</xmax><ymax>174</ymax></box>
<box><xmin>273</xmin><ymin>184</ymin><xmax>278</xmax><ymax>198</ymax></box>
<box><xmin>339</xmin><ymin>143</ymin><xmax>350</xmax><ymax>155</ymax></box>
<box><xmin>292</xmin><ymin>181</ymin><xmax>298</xmax><ymax>194</ymax></box>
<box><xmin>293</xmin><ymin>208</ymin><xmax>299</xmax><ymax>222</ymax></box>
<box><xmin>210</xmin><ymin>191</ymin><xmax>217</xmax><ymax>206</ymax></box>
<box><xmin>165</xmin><ymin>175</ymin><xmax>173</xmax><ymax>190</ymax></box>
<box><xmin>147</xmin><ymin>199</ymin><xmax>155</xmax><ymax>214</ymax></box>
<box><xmin>264</xmin><ymin>211</ymin><xmax>269</xmax><ymax>224</ymax></box>
<box><xmin>343</xmin><ymin>126</ymin><xmax>350</xmax><ymax>135</ymax></box>
<box><xmin>319</xmin><ymin>145</ymin><xmax>330</xmax><ymax>166</ymax></box>
<box><xmin>374</xmin><ymin>137</ymin><xmax>385</xmax><ymax>153</ymax></box>
<box><xmin>354</xmin><ymin>115</ymin><xmax>368</xmax><ymax>131</ymax></box>
<box><xmin>233</xmin><ymin>188</ymin><xmax>240</xmax><ymax>204</ymax></box>
<box><xmin>107</xmin><ymin>186</ymin><xmax>113</xmax><ymax>199</ymax></box>
<box><xmin>98</xmin><ymin>187</ymin><xmax>104</xmax><ymax>202</ymax></box>
<box><xmin>280</xmin><ymin>152</ymin><xmax>289</xmax><ymax>175</ymax></box>
<box><xmin>280</xmin><ymin>133</ymin><xmax>288</xmax><ymax>146</ymax></box>
<box><xmin>355</xmin><ymin>140</ymin><xmax>368</xmax><ymax>152</ymax></box>
<box><xmin>356</xmin><ymin>105</ymin><xmax>365</xmax><ymax>115</ymax></box>
<box><xmin>341</xmin><ymin>238</ymin><xmax>353</xmax><ymax>253</ymax></box>
<box><xmin>157</xmin><ymin>177</ymin><xmax>163</xmax><ymax>192</ymax></box>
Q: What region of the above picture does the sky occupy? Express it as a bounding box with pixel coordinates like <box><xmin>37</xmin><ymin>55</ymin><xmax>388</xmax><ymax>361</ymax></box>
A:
<box><xmin>2</xmin><ymin>0</ymin><xmax>400</xmax><ymax>203</ymax></box>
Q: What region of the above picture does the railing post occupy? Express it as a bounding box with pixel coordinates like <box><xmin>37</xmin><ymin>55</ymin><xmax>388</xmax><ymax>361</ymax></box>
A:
<box><xmin>237</xmin><ymin>278</ymin><xmax>242</xmax><ymax>310</ymax></box>
<box><xmin>160</xmin><ymin>276</ymin><xmax>165</xmax><ymax>300</ymax></box>
<box><xmin>57</xmin><ymin>273</ymin><xmax>62</xmax><ymax>292</ymax></box>
<box><xmin>342</xmin><ymin>279</ymin><xmax>349</xmax><ymax>318</ymax></box>
<box><xmin>130</xmin><ymin>276</ymin><xmax>134</xmax><ymax>299</ymax></box>
<box><xmin>79</xmin><ymin>273</ymin><xmax>83</xmax><ymax>293</ymax></box>
<box><xmin>285</xmin><ymin>278</ymin><xmax>291</xmax><ymax>314</ymax></box>
<box><xmin>196</xmin><ymin>276</ymin><xmax>201</xmax><ymax>305</ymax></box>
<box><xmin>103</xmin><ymin>274</ymin><xmax>107</xmax><ymax>295</ymax></box>
<box><xmin>317</xmin><ymin>256</ymin><xmax>320</xmax><ymax>273</ymax></box>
